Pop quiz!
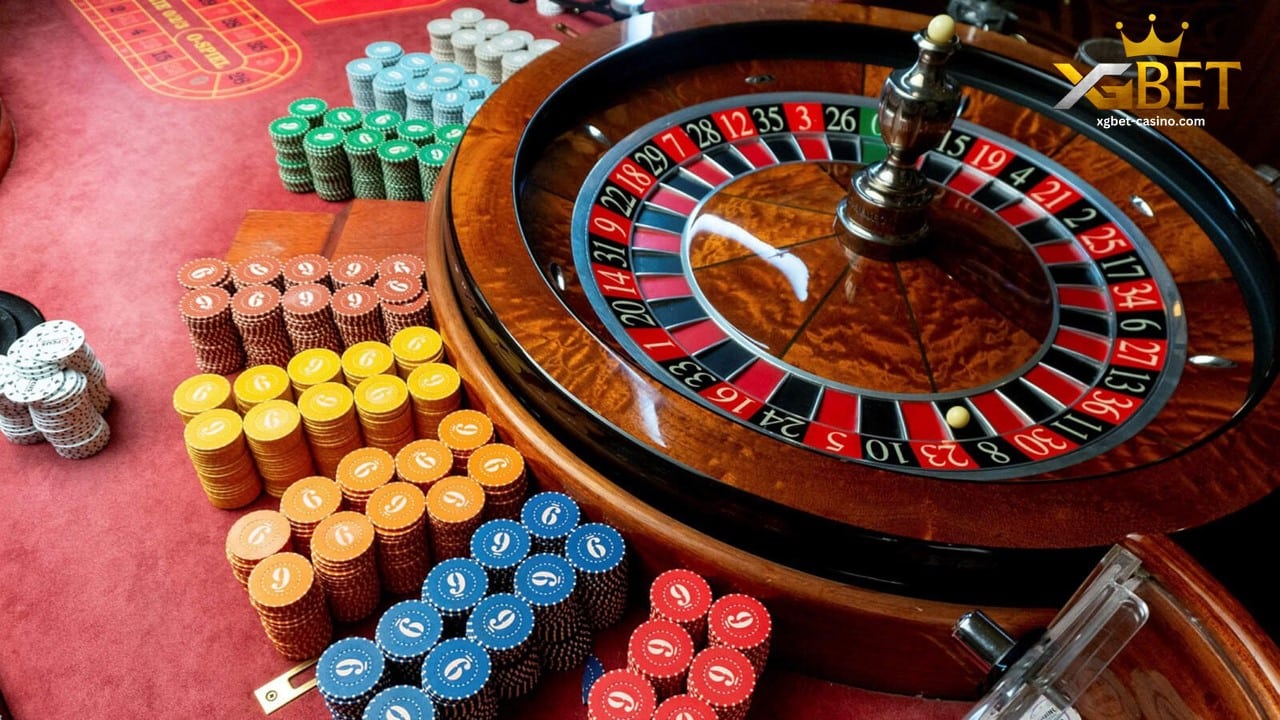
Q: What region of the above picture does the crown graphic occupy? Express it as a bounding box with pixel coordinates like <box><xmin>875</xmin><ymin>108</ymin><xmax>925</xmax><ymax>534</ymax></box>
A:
<box><xmin>1115</xmin><ymin>14</ymin><xmax>1189</xmax><ymax>57</ymax></box>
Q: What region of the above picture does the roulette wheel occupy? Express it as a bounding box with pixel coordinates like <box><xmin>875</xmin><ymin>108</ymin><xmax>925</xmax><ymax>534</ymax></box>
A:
<box><xmin>424</xmin><ymin>2</ymin><xmax>1280</xmax><ymax>695</ymax></box>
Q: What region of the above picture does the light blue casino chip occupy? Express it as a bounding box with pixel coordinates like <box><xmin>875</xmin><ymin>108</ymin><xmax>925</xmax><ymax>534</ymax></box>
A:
<box><xmin>430</xmin><ymin>62</ymin><xmax>465</xmax><ymax>78</ymax></box>
<box><xmin>398</xmin><ymin>52</ymin><xmax>435</xmax><ymax>77</ymax></box>
<box><xmin>565</xmin><ymin>523</ymin><xmax>626</xmax><ymax>573</ymax></box>
<box><xmin>347</xmin><ymin>58</ymin><xmax>381</xmax><ymax>79</ymax></box>
<box><xmin>422</xmin><ymin>557</ymin><xmax>489</xmax><ymax>614</ymax></box>
<box><xmin>317</xmin><ymin>637</ymin><xmax>386</xmax><ymax>702</ymax></box>
<box><xmin>365</xmin><ymin>41</ymin><xmax>404</xmax><ymax>66</ymax></box>
<box><xmin>421</xmin><ymin>638</ymin><xmax>492</xmax><ymax>701</ymax></box>
<box><xmin>513</xmin><ymin>553</ymin><xmax>576</xmax><ymax>607</ymax></box>
<box><xmin>362</xmin><ymin>685</ymin><xmax>435</xmax><ymax>720</ymax></box>
<box><xmin>466</xmin><ymin>593</ymin><xmax>535</xmax><ymax>651</ymax></box>
<box><xmin>376</xmin><ymin>600</ymin><xmax>443</xmax><ymax>660</ymax></box>
<box><xmin>520</xmin><ymin>491</ymin><xmax>580</xmax><ymax>542</ymax></box>
<box><xmin>470</xmin><ymin>519</ymin><xmax>530</xmax><ymax>570</ymax></box>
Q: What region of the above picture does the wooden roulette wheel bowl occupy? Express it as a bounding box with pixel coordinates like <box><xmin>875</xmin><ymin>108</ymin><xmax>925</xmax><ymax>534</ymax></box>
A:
<box><xmin>423</xmin><ymin>1</ymin><xmax>1280</xmax><ymax>703</ymax></box>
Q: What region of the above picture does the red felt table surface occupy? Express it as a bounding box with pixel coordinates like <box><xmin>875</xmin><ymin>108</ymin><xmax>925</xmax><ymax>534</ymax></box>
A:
<box><xmin>0</xmin><ymin>0</ymin><xmax>969</xmax><ymax>716</ymax></box>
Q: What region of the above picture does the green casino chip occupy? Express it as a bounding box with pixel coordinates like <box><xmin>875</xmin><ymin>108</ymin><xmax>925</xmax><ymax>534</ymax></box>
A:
<box><xmin>288</xmin><ymin>97</ymin><xmax>328</xmax><ymax>128</ymax></box>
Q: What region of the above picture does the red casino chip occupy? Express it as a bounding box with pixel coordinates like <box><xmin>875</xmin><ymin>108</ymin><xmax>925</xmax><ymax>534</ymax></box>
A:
<box><xmin>587</xmin><ymin>669</ymin><xmax>657</xmax><ymax>720</ymax></box>
<box><xmin>378</xmin><ymin>253</ymin><xmax>425</xmax><ymax>286</ymax></box>
<box><xmin>282</xmin><ymin>283</ymin><xmax>342</xmax><ymax>354</ymax></box>
<box><xmin>649</xmin><ymin>569</ymin><xmax>713</xmax><ymax>646</ymax></box>
<box><xmin>380</xmin><ymin>291</ymin><xmax>433</xmax><ymax>338</ymax></box>
<box><xmin>707</xmin><ymin>594</ymin><xmax>771</xmax><ymax>675</ymax></box>
<box><xmin>653</xmin><ymin>694</ymin><xmax>717</xmax><ymax>720</ymax></box>
<box><xmin>686</xmin><ymin>647</ymin><xmax>756</xmax><ymax>720</ymax></box>
<box><xmin>178</xmin><ymin>257</ymin><xmax>233</xmax><ymax>291</ymax></box>
<box><xmin>282</xmin><ymin>254</ymin><xmax>332</xmax><ymax>289</ymax></box>
<box><xmin>331</xmin><ymin>284</ymin><xmax>387</xmax><ymax>347</ymax></box>
<box><xmin>232</xmin><ymin>255</ymin><xmax>286</xmax><ymax>292</ymax></box>
<box><xmin>232</xmin><ymin>284</ymin><xmax>293</xmax><ymax>368</ymax></box>
<box><xmin>179</xmin><ymin>286</ymin><xmax>246</xmax><ymax>375</ymax></box>
<box><xmin>330</xmin><ymin>254</ymin><xmax>379</xmax><ymax>287</ymax></box>
<box><xmin>627</xmin><ymin>619</ymin><xmax>694</xmax><ymax>700</ymax></box>
<box><xmin>375</xmin><ymin>273</ymin><xmax>424</xmax><ymax>306</ymax></box>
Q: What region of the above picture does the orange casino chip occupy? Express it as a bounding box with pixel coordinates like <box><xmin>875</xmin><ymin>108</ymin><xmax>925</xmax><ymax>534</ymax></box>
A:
<box><xmin>394</xmin><ymin>438</ymin><xmax>453</xmax><ymax>490</ymax></box>
<box><xmin>425</xmin><ymin>475</ymin><xmax>486</xmax><ymax>561</ymax></box>
<box><xmin>279</xmin><ymin>475</ymin><xmax>344</xmax><ymax>558</ymax></box>
<box><xmin>226</xmin><ymin>509</ymin><xmax>293</xmax><ymax>586</ymax></box>
<box><xmin>335</xmin><ymin>446</ymin><xmax>396</xmax><ymax>512</ymax></box>
<box><xmin>247</xmin><ymin>552</ymin><xmax>333</xmax><ymax>660</ymax></box>
<box><xmin>366</xmin><ymin>481</ymin><xmax>430</xmax><ymax>596</ymax></box>
<box><xmin>311</xmin><ymin>511</ymin><xmax>381</xmax><ymax>622</ymax></box>
<box><xmin>437</xmin><ymin>409</ymin><xmax>494</xmax><ymax>473</ymax></box>
<box><xmin>466</xmin><ymin>443</ymin><xmax>528</xmax><ymax>521</ymax></box>
<box><xmin>172</xmin><ymin>373</ymin><xmax>235</xmax><ymax>424</ymax></box>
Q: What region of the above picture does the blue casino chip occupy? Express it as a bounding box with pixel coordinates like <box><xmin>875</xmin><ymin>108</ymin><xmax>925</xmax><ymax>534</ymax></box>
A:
<box><xmin>376</xmin><ymin>600</ymin><xmax>443</xmax><ymax>660</ymax></box>
<box><xmin>347</xmin><ymin>58</ymin><xmax>382</xmax><ymax>80</ymax></box>
<box><xmin>362</xmin><ymin>685</ymin><xmax>436</xmax><ymax>720</ymax></box>
<box><xmin>520</xmin><ymin>492</ymin><xmax>580</xmax><ymax>542</ymax></box>
<box><xmin>513</xmin><ymin>553</ymin><xmax>576</xmax><ymax>607</ymax></box>
<box><xmin>317</xmin><ymin>637</ymin><xmax>386</xmax><ymax>702</ymax></box>
<box><xmin>466</xmin><ymin>593</ymin><xmax>535</xmax><ymax>651</ymax></box>
<box><xmin>365</xmin><ymin>41</ymin><xmax>405</xmax><ymax>66</ymax></box>
<box><xmin>398</xmin><ymin>52</ymin><xmax>435</xmax><ymax>77</ymax></box>
<box><xmin>430</xmin><ymin>62</ymin><xmax>465</xmax><ymax>78</ymax></box>
<box><xmin>580</xmin><ymin>654</ymin><xmax>605</xmax><ymax>705</ymax></box>
<box><xmin>471</xmin><ymin>519</ymin><xmax>531</xmax><ymax>570</ymax></box>
<box><xmin>565</xmin><ymin>523</ymin><xmax>626</xmax><ymax>574</ymax></box>
<box><xmin>422</xmin><ymin>558</ymin><xmax>489</xmax><ymax>614</ymax></box>
<box><xmin>421</xmin><ymin>638</ymin><xmax>492</xmax><ymax>701</ymax></box>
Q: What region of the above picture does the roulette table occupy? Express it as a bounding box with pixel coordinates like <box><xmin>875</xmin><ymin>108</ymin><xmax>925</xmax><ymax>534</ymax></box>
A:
<box><xmin>425</xmin><ymin>0</ymin><xmax>1280</xmax><ymax>698</ymax></box>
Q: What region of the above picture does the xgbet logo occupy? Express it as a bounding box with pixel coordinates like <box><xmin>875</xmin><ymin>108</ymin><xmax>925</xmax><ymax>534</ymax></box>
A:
<box><xmin>1055</xmin><ymin>14</ymin><xmax>1240</xmax><ymax>111</ymax></box>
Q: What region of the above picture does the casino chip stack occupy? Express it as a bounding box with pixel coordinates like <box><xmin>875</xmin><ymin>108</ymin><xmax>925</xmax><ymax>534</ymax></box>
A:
<box><xmin>396</xmin><ymin>119</ymin><xmax>436</xmax><ymax>148</ymax></box>
<box><xmin>324</xmin><ymin>106</ymin><xmax>365</xmax><ymax>134</ymax></box>
<box><xmin>650</xmin><ymin>569</ymin><xmax>714</xmax><ymax>647</ymax></box>
<box><xmin>248</xmin><ymin>552</ymin><xmax>333</xmax><ymax>660</ymax></box>
<box><xmin>312</xmin><ymin>511</ymin><xmax>382</xmax><ymax>622</ymax></box>
<box><xmin>467</xmin><ymin>593</ymin><xmax>540</xmax><ymax>700</ymax></box>
<box><xmin>366</xmin><ymin>482</ymin><xmax>431</xmax><ymax>595</ymax></box>
<box><xmin>342</xmin><ymin>341</ymin><xmax>396</xmax><ymax>389</ymax></box>
<box><xmin>354</xmin><ymin>374</ymin><xmax>415</xmax><ymax>454</ymax></box>
<box><xmin>470</xmin><ymin>519</ymin><xmax>531</xmax><ymax>594</ymax></box>
<box><xmin>431</xmin><ymin>90</ymin><xmax>466</xmax><ymax>128</ymax></box>
<box><xmin>394</xmin><ymin>438</ymin><xmax>453</xmax><ymax>493</ymax></box>
<box><xmin>288</xmin><ymin>348</ymin><xmax>343</xmax><ymax>395</ymax></box>
<box><xmin>686</xmin><ymin>646</ymin><xmax>756</xmax><ymax>720</ymax></box>
<box><xmin>375</xmin><ymin>599</ymin><xmax>443</xmax><ymax>685</ymax></box>
<box><xmin>364</xmin><ymin>109</ymin><xmax>403</xmax><ymax>139</ymax></box>
<box><xmin>654</xmin><ymin>694</ymin><xmax>717</xmax><ymax>720</ymax></box>
<box><xmin>586</xmin><ymin>669</ymin><xmax>657</xmax><ymax>720</ymax></box>
<box><xmin>375</xmin><ymin>273</ymin><xmax>426</xmax><ymax>320</ymax></box>
<box><xmin>279</xmin><ymin>475</ymin><xmax>343</xmax><ymax>559</ymax></box>
<box><xmin>474</xmin><ymin>18</ymin><xmax>508</xmax><ymax>39</ymax></box>
<box><xmin>437</xmin><ymin>408</ymin><xmax>493</xmax><ymax>473</ymax></box>
<box><xmin>379</xmin><ymin>139</ymin><xmax>424</xmax><ymax>201</ymax></box>
<box><xmin>374</xmin><ymin>67</ymin><xmax>411</xmax><ymax>115</ymax></box>
<box><xmin>425</xmin><ymin>475</ymin><xmax>486</xmax><ymax>561</ymax></box>
<box><xmin>297</xmin><ymin>382</ymin><xmax>364</xmax><ymax>477</ymax></box>
<box><xmin>389</xmin><ymin>326</ymin><xmax>443</xmax><ymax>379</ymax></box>
<box><xmin>436</xmin><ymin>124</ymin><xmax>466</xmax><ymax>147</ymax></box>
<box><xmin>466</xmin><ymin>443</ymin><xmax>527</xmax><ymax>521</ymax></box>
<box><xmin>460</xmin><ymin>73</ymin><xmax>490</xmax><ymax>100</ymax></box>
<box><xmin>304</xmin><ymin>126</ymin><xmax>354</xmax><ymax>202</ymax></box>
<box><xmin>346</xmin><ymin>58</ymin><xmax>381</xmax><ymax>112</ymax></box>
<box><xmin>501</xmin><ymin>50</ymin><xmax>535</xmax><ymax>81</ymax></box>
<box><xmin>421</xmin><ymin>638</ymin><xmax>497</xmax><ymax>720</ymax></box>
<box><xmin>331</xmin><ymin>254</ymin><xmax>379</xmax><ymax>288</ymax></box>
<box><xmin>180</xmin><ymin>287</ymin><xmax>245</xmax><ymax>374</ymax></box>
<box><xmin>530</xmin><ymin>38</ymin><xmax>561</xmax><ymax>56</ymax></box>
<box><xmin>366</xmin><ymin>41</ymin><xmax>404</xmax><ymax>68</ymax></box>
<box><xmin>399</xmin><ymin>52</ymin><xmax>434</xmax><ymax>78</ymax></box>
<box><xmin>450</xmin><ymin>29</ymin><xmax>481</xmax><ymax>73</ymax></box>
<box><xmin>405</xmin><ymin>77</ymin><xmax>435</xmax><ymax>121</ymax></box>
<box><xmin>566</xmin><ymin>523</ymin><xmax>629</xmax><ymax>630</ymax></box>
<box><xmin>515</xmin><ymin>553</ymin><xmax>591</xmax><ymax>672</ymax></box>
<box><xmin>335</xmin><ymin>446</ymin><xmax>396</xmax><ymax>513</ymax></box>
<box><xmin>332</xmin><ymin>285</ymin><xmax>386</xmax><ymax>347</ymax></box>
<box><xmin>289</xmin><ymin>97</ymin><xmax>328</xmax><ymax>128</ymax></box>
<box><xmin>178</xmin><ymin>257</ymin><xmax>234</xmax><ymax>292</ymax></box>
<box><xmin>233</xmin><ymin>364</ymin><xmax>292</xmax><ymax>414</ymax></box>
<box><xmin>423</xmin><ymin>557</ymin><xmax>489</xmax><ymax>638</ymax></box>
<box><xmin>345</xmin><ymin>128</ymin><xmax>387</xmax><ymax>200</ymax></box>
<box><xmin>363</xmin><ymin>685</ymin><xmax>436</xmax><ymax>720</ymax></box>
<box><xmin>282</xmin><ymin>283</ymin><xmax>343</xmax><ymax>353</ymax></box>
<box><xmin>405</xmin><ymin>363</ymin><xmax>461</xmax><ymax>439</ymax></box>
<box><xmin>184</xmin><ymin>408</ymin><xmax>262</xmax><ymax>509</ymax></box>
<box><xmin>232</xmin><ymin>285</ymin><xmax>293</xmax><ymax>368</ymax></box>
<box><xmin>318</xmin><ymin>637</ymin><xmax>388</xmax><ymax>719</ymax></box>
<box><xmin>233</xmin><ymin>256</ymin><xmax>286</xmax><ymax>292</ymax></box>
<box><xmin>427</xmin><ymin>19</ymin><xmax>460</xmax><ymax>62</ymax></box>
<box><xmin>283</xmin><ymin>254</ymin><xmax>332</xmax><ymax>290</ymax></box>
<box><xmin>269</xmin><ymin>116</ymin><xmax>314</xmax><ymax>193</ymax></box>
<box><xmin>2</xmin><ymin>321</ymin><xmax>112</xmax><ymax>455</ymax></box>
<box><xmin>474</xmin><ymin>40</ymin><xmax>505</xmax><ymax>84</ymax></box>
<box><xmin>707</xmin><ymin>594</ymin><xmax>772</xmax><ymax>676</ymax></box>
<box><xmin>627</xmin><ymin>619</ymin><xmax>694</xmax><ymax>700</ymax></box>
<box><xmin>0</xmin><ymin>358</ymin><xmax>40</xmax><ymax>445</ymax></box>
<box><xmin>380</xmin><ymin>288</ymin><xmax>432</xmax><ymax>340</ymax></box>
<box><xmin>225</xmin><ymin>509</ymin><xmax>293</xmax><ymax>586</ymax></box>
<box><xmin>521</xmin><ymin>491</ymin><xmax>580</xmax><ymax>555</ymax></box>
<box><xmin>416</xmin><ymin>143</ymin><xmax>451</xmax><ymax>201</ymax></box>
<box><xmin>243</xmin><ymin>399</ymin><xmax>316</xmax><ymax>498</ymax></box>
